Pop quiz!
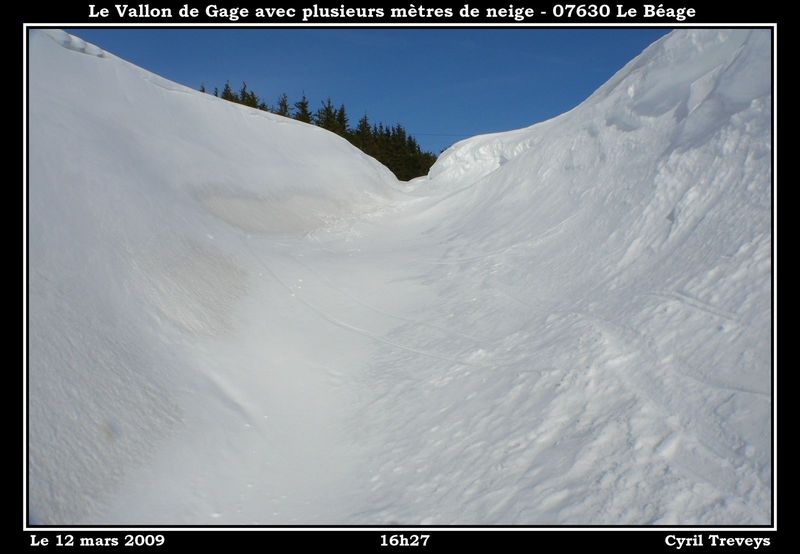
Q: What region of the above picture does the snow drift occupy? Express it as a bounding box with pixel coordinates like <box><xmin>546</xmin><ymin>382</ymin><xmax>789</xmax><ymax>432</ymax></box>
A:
<box><xmin>27</xmin><ymin>28</ymin><xmax>771</xmax><ymax>525</ymax></box>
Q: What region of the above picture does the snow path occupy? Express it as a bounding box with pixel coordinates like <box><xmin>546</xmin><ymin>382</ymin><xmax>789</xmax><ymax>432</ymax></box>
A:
<box><xmin>28</xmin><ymin>29</ymin><xmax>771</xmax><ymax>525</ymax></box>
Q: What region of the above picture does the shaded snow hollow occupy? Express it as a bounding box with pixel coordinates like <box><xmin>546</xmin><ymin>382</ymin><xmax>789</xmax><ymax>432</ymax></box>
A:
<box><xmin>27</xmin><ymin>28</ymin><xmax>771</xmax><ymax>525</ymax></box>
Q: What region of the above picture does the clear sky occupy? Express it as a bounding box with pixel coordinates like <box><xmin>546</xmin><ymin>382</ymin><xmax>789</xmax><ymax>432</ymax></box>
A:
<box><xmin>66</xmin><ymin>28</ymin><xmax>670</xmax><ymax>153</ymax></box>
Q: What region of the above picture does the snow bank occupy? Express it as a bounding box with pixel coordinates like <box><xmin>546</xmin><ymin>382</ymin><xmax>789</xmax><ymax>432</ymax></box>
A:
<box><xmin>28</xmin><ymin>28</ymin><xmax>771</xmax><ymax>525</ymax></box>
<box><xmin>28</xmin><ymin>28</ymin><xmax>399</xmax><ymax>524</ymax></box>
<box><xmin>372</xmin><ymin>29</ymin><xmax>771</xmax><ymax>524</ymax></box>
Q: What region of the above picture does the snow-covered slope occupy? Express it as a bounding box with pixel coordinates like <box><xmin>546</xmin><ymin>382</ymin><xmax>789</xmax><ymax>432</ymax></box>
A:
<box><xmin>27</xmin><ymin>28</ymin><xmax>772</xmax><ymax>525</ymax></box>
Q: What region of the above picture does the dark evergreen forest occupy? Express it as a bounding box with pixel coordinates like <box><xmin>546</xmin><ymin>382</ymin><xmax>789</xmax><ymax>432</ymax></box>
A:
<box><xmin>202</xmin><ymin>81</ymin><xmax>438</xmax><ymax>181</ymax></box>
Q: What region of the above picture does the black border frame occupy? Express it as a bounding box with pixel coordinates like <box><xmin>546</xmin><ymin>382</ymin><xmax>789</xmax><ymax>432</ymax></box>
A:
<box><xmin>20</xmin><ymin>6</ymin><xmax>779</xmax><ymax>550</ymax></box>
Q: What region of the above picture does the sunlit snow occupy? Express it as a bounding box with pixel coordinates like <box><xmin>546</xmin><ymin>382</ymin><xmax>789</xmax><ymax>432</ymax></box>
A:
<box><xmin>28</xmin><ymin>28</ymin><xmax>771</xmax><ymax>525</ymax></box>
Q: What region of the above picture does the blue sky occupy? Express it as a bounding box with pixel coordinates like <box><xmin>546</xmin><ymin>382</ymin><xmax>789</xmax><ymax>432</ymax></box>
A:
<box><xmin>66</xmin><ymin>28</ymin><xmax>670</xmax><ymax>153</ymax></box>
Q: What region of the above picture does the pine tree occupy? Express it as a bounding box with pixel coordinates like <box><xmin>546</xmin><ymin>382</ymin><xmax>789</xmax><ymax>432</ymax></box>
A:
<box><xmin>238</xmin><ymin>82</ymin><xmax>259</xmax><ymax>108</ymax></box>
<box><xmin>274</xmin><ymin>93</ymin><xmax>291</xmax><ymax>117</ymax></box>
<box><xmin>314</xmin><ymin>98</ymin><xmax>338</xmax><ymax>132</ymax></box>
<box><xmin>293</xmin><ymin>94</ymin><xmax>312</xmax><ymax>123</ymax></box>
<box><xmin>352</xmin><ymin>114</ymin><xmax>372</xmax><ymax>151</ymax></box>
<box><xmin>221</xmin><ymin>81</ymin><xmax>235</xmax><ymax>101</ymax></box>
<box><xmin>335</xmin><ymin>104</ymin><xmax>349</xmax><ymax>137</ymax></box>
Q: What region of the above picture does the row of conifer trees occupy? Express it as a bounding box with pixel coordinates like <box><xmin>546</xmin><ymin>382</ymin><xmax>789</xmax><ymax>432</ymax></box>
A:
<box><xmin>201</xmin><ymin>81</ymin><xmax>437</xmax><ymax>181</ymax></box>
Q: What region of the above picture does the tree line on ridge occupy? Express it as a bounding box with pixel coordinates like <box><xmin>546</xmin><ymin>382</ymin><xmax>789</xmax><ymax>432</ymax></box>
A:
<box><xmin>201</xmin><ymin>81</ymin><xmax>438</xmax><ymax>181</ymax></box>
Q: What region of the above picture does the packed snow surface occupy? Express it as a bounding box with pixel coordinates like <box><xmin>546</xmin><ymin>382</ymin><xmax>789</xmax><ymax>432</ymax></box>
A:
<box><xmin>28</xmin><ymin>28</ymin><xmax>772</xmax><ymax>525</ymax></box>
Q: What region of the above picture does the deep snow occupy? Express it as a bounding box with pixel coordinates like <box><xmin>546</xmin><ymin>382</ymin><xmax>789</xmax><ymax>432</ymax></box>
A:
<box><xmin>27</xmin><ymin>28</ymin><xmax>772</xmax><ymax>525</ymax></box>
